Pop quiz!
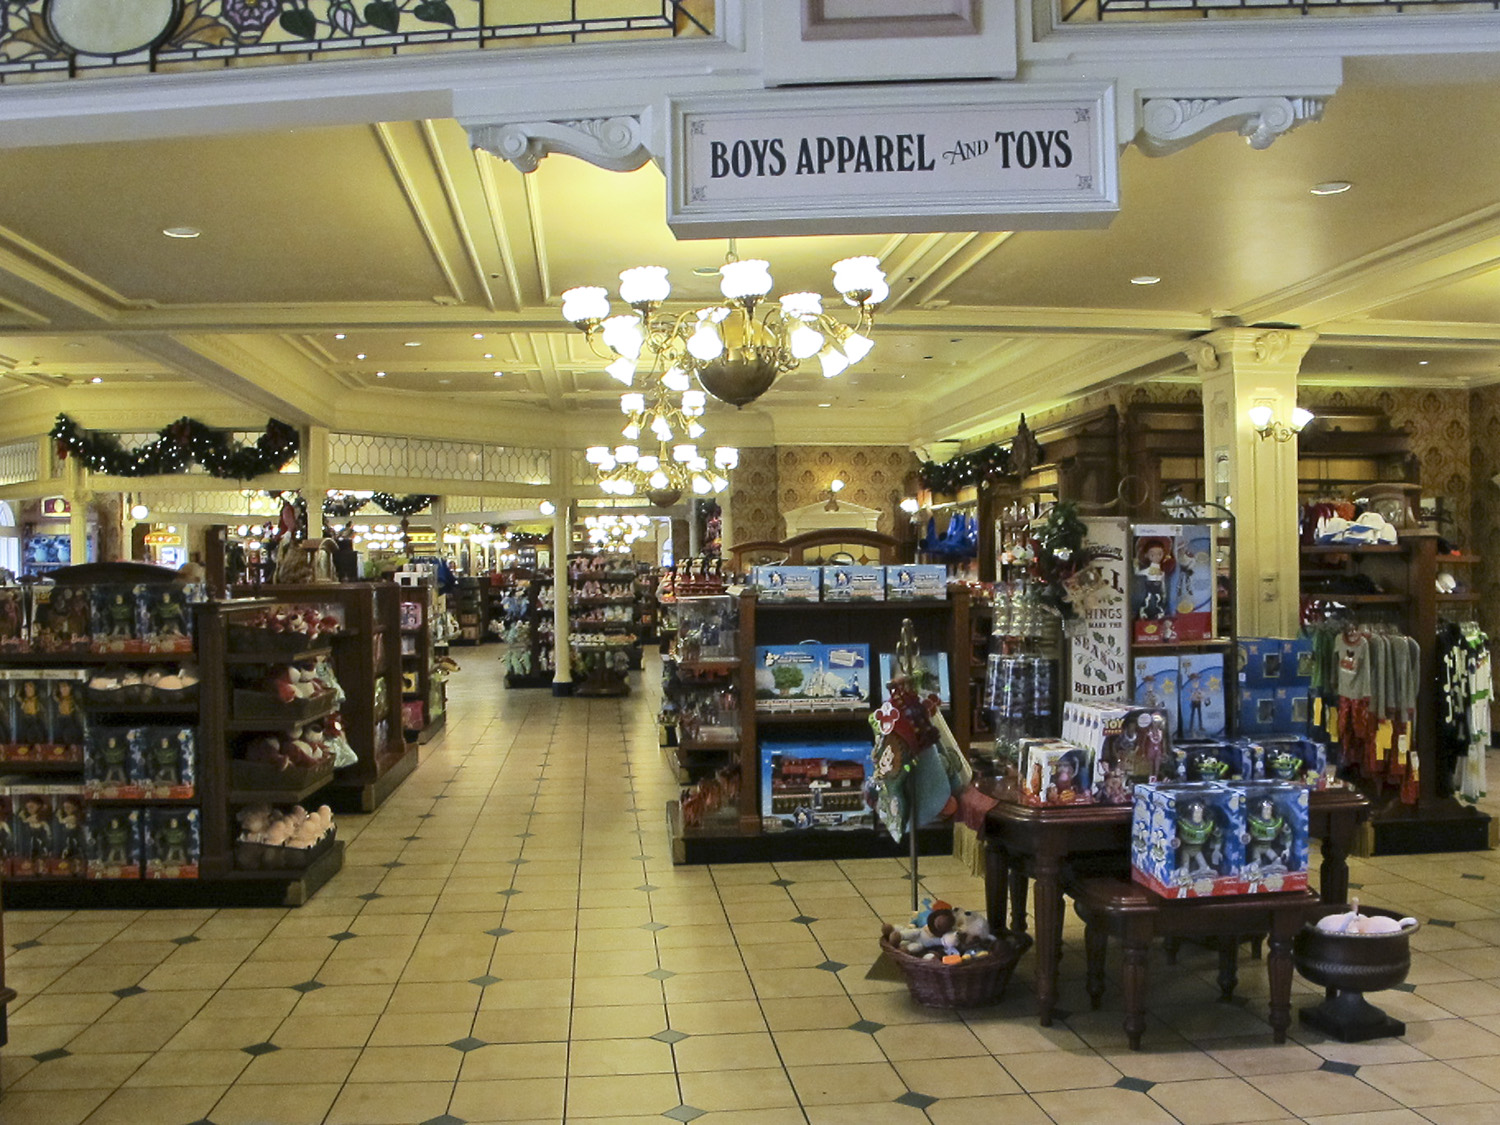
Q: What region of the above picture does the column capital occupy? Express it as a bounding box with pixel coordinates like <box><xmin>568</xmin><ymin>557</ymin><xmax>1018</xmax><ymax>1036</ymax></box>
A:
<box><xmin>1187</xmin><ymin>328</ymin><xmax>1319</xmax><ymax>377</ymax></box>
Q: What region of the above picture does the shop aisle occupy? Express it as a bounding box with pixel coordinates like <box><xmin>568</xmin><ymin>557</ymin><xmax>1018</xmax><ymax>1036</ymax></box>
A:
<box><xmin>3</xmin><ymin>656</ymin><xmax>1500</xmax><ymax>1124</ymax></box>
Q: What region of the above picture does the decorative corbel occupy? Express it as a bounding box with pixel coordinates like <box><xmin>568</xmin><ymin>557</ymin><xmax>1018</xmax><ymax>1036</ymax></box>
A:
<box><xmin>1137</xmin><ymin>96</ymin><xmax>1325</xmax><ymax>158</ymax></box>
<box><xmin>467</xmin><ymin>115</ymin><xmax>651</xmax><ymax>173</ymax></box>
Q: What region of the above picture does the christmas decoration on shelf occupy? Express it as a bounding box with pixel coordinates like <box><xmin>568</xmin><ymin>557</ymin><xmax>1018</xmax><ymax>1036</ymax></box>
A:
<box><xmin>50</xmin><ymin>414</ymin><xmax>298</xmax><ymax>480</ymax></box>
<box><xmin>321</xmin><ymin>491</ymin><xmax>438</xmax><ymax>519</ymax></box>
<box><xmin>1029</xmin><ymin>500</ymin><xmax>1112</xmax><ymax>624</ymax></box>
<box><xmin>917</xmin><ymin>416</ymin><xmax>1040</xmax><ymax>494</ymax></box>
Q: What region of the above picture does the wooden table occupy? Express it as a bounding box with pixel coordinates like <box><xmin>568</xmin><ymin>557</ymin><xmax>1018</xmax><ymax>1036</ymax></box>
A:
<box><xmin>983</xmin><ymin>787</ymin><xmax>1370</xmax><ymax>1025</ymax></box>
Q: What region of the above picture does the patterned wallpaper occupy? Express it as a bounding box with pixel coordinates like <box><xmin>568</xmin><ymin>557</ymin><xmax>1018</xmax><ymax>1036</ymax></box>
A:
<box><xmin>728</xmin><ymin>445</ymin><xmax>920</xmax><ymax>545</ymax></box>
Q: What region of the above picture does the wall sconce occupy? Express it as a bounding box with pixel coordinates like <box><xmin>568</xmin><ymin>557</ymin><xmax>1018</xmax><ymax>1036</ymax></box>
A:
<box><xmin>899</xmin><ymin>498</ymin><xmax>920</xmax><ymax>514</ymax></box>
<box><xmin>1248</xmin><ymin>404</ymin><xmax>1314</xmax><ymax>443</ymax></box>
<box><xmin>824</xmin><ymin>478</ymin><xmax>845</xmax><ymax>511</ymax></box>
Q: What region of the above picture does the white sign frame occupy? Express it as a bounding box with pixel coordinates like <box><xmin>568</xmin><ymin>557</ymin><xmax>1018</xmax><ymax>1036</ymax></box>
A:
<box><xmin>665</xmin><ymin>82</ymin><xmax>1117</xmax><ymax>238</ymax></box>
<box><xmin>1068</xmin><ymin>516</ymin><xmax>1130</xmax><ymax>705</ymax></box>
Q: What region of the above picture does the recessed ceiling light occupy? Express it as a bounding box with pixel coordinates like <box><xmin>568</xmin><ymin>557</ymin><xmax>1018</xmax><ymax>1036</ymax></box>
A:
<box><xmin>1310</xmin><ymin>181</ymin><xmax>1352</xmax><ymax>196</ymax></box>
<box><xmin>334</xmin><ymin>333</ymin><xmax>346</xmax><ymax>340</ymax></box>
<box><xmin>472</xmin><ymin>333</ymin><xmax>485</xmax><ymax>340</ymax></box>
<box><xmin>483</xmin><ymin>353</ymin><xmax>493</xmax><ymax>359</ymax></box>
<box><xmin>1130</xmin><ymin>275</ymin><xmax>1161</xmax><ymax>286</ymax></box>
<box><xmin>375</xmin><ymin>371</ymin><xmax>387</xmax><ymax>378</ymax></box>
<box><xmin>818</xmin><ymin>402</ymin><xmax>831</xmax><ymax>408</ymax></box>
<box><xmin>1419</xmin><ymin>360</ymin><xmax>1429</xmax><ymax>366</ymax></box>
<box><xmin>90</xmin><ymin>377</ymin><xmax>102</xmax><ymax>384</ymax></box>
<box><xmin>438</xmin><ymin>378</ymin><xmax>451</xmax><ymax>384</ymax></box>
<box><xmin>404</xmin><ymin>341</ymin><xmax>422</xmax><ymax>347</ymax></box>
<box><xmin>493</xmin><ymin>371</ymin><xmax>504</xmax><ymax>378</ymax></box>
<box><xmin>355</xmin><ymin>353</ymin><xmax>367</xmax><ymax>360</ymax></box>
<box><xmin>64</xmin><ymin>342</ymin><xmax>84</xmax><ymax>349</ymax></box>
<box><xmin>162</xmin><ymin>226</ymin><xmax>200</xmax><ymax>239</ymax></box>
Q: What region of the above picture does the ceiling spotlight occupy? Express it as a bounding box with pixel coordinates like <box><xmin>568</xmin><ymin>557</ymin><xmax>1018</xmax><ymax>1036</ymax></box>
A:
<box><xmin>438</xmin><ymin>378</ymin><xmax>451</xmax><ymax>384</ymax></box>
<box><xmin>818</xmin><ymin>402</ymin><xmax>832</xmax><ymax>408</ymax></box>
<box><xmin>334</xmin><ymin>333</ymin><xmax>346</xmax><ymax>340</ymax></box>
<box><xmin>1130</xmin><ymin>275</ymin><xmax>1161</xmax><ymax>286</ymax></box>
<box><xmin>493</xmin><ymin>371</ymin><xmax>504</xmax><ymax>378</ymax></box>
<box><xmin>1310</xmin><ymin>181</ymin><xmax>1352</xmax><ymax>196</ymax></box>
<box><xmin>472</xmin><ymin>333</ymin><xmax>485</xmax><ymax>340</ymax></box>
<box><xmin>356</xmin><ymin>353</ymin><xmax>367</xmax><ymax>360</ymax></box>
<box><xmin>162</xmin><ymin>226</ymin><xmax>201</xmax><ymax>239</ymax></box>
<box><xmin>90</xmin><ymin>377</ymin><xmax>102</xmax><ymax>384</ymax></box>
<box><xmin>404</xmin><ymin>341</ymin><xmax>422</xmax><ymax>347</ymax></box>
<box><xmin>1418</xmin><ymin>360</ymin><xmax>1429</xmax><ymax>366</ymax></box>
<box><xmin>375</xmin><ymin>371</ymin><xmax>387</xmax><ymax>378</ymax></box>
<box><xmin>483</xmin><ymin>353</ymin><xmax>493</xmax><ymax>359</ymax></box>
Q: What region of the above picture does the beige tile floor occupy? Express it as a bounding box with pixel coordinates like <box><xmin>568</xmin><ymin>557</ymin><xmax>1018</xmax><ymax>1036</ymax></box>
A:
<box><xmin>3</xmin><ymin>653</ymin><xmax>1500</xmax><ymax>1124</ymax></box>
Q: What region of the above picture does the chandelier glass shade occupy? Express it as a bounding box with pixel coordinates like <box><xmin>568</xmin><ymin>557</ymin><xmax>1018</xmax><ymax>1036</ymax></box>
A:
<box><xmin>560</xmin><ymin>251</ymin><xmax>886</xmax><ymax>408</ymax></box>
<box><xmin>584</xmin><ymin>513</ymin><xmax>652</xmax><ymax>553</ymax></box>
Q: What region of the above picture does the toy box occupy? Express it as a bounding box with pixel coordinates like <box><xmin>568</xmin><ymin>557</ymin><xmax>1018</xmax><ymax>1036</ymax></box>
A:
<box><xmin>141</xmin><ymin>584</ymin><xmax>195</xmax><ymax>654</ymax></box>
<box><xmin>1131</xmin><ymin>524</ymin><xmax>1180</xmax><ymax>644</ymax></box>
<box><xmin>823</xmin><ymin>566</ymin><xmax>885</xmax><ymax>601</ymax></box>
<box><xmin>1132</xmin><ymin>655</ymin><xmax>1178</xmax><ymax>717</ymax></box>
<box><xmin>0</xmin><ymin>785</ymin><xmax>10</xmax><ymax>875</ymax></box>
<box><xmin>84</xmin><ymin>727</ymin><xmax>147</xmax><ymax>800</ymax></box>
<box><xmin>0</xmin><ymin>676</ymin><xmax>12</xmax><ymax>760</ymax></box>
<box><xmin>8</xmin><ymin>785</ymin><xmax>57</xmax><ymax>876</ymax></box>
<box><xmin>1278</xmin><ymin>687</ymin><xmax>1312</xmax><ymax>733</ymax></box>
<box><xmin>0</xmin><ymin>587</ymin><xmax>26</xmax><ymax>651</ymax></box>
<box><xmin>877</xmin><ymin>651</ymin><xmax>950</xmax><ymax>703</ymax></box>
<box><xmin>92</xmin><ymin>584</ymin><xmax>144</xmax><ymax>653</ymax></box>
<box><xmin>760</xmin><ymin>739</ymin><xmax>874</xmax><ymax>830</ymax></box>
<box><xmin>29</xmin><ymin>585</ymin><xmax>92</xmax><ymax>653</ymax></box>
<box><xmin>1232</xmin><ymin>781</ymin><xmax>1310</xmax><ymax>891</ymax></box>
<box><xmin>49</xmin><ymin>785</ymin><xmax>86</xmax><ymax>877</ymax></box>
<box><xmin>1018</xmin><ymin>739</ymin><xmax>1095</xmax><ymax>807</ymax></box>
<box><xmin>86</xmin><ymin>806</ymin><xmax>141</xmax><ymax>879</ymax></box>
<box><xmin>674</xmin><ymin>595</ymin><xmax>738</xmax><ymax>661</ymax></box>
<box><xmin>1171</xmin><ymin>524</ymin><xmax>1214</xmax><ymax>641</ymax></box>
<box><xmin>753</xmin><ymin>566</ymin><xmax>821</xmax><ymax>603</ymax></box>
<box><xmin>1130</xmin><ymin>781</ymin><xmax>1247</xmax><ymax>898</ymax></box>
<box><xmin>1281</xmin><ymin>638</ymin><xmax>1314</xmax><ymax>686</ymax></box>
<box><xmin>141</xmin><ymin>726</ymin><xmax>196</xmax><ymax>800</ymax></box>
<box><xmin>43</xmin><ymin>670</ymin><xmax>88</xmax><ymax>763</ymax></box>
<box><xmin>144</xmin><ymin>807</ymin><xmax>201</xmax><ymax>879</ymax></box>
<box><xmin>1237</xmin><ymin>638</ymin><xmax>1284</xmax><ymax>688</ymax></box>
<box><xmin>886</xmin><ymin>564</ymin><xmax>947</xmax><ymax>601</ymax></box>
<box><xmin>1238</xmin><ymin>685</ymin><xmax>1280</xmax><ymax>737</ymax></box>
<box><xmin>1257</xmin><ymin>736</ymin><xmax>1332</xmax><ymax>787</ymax></box>
<box><xmin>6</xmin><ymin>676</ymin><xmax>49</xmax><ymax>761</ymax></box>
<box><xmin>1061</xmin><ymin>701</ymin><xmax>1172</xmax><ymax>797</ymax></box>
<box><xmin>754</xmin><ymin>643</ymin><xmax>870</xmax><ymax>711</ymax></box>
<box><xmin>1178</xmin><ymin>652</ymin><xmax>1227</xmax><ymax>740</ymax></box>
<box><xmin>1179</xmin><ymin>740</ymin><xmax>1236</xmax><ymax>782</ymax></box>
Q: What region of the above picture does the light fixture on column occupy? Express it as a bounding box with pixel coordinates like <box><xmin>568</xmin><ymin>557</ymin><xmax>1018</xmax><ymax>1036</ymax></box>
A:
<box><xmin>899</xmin><ymin>498</ymin><xmax>920</xmax><ymax>514</ymax></box>
<box><xmin>539</xmin><ymin>500</ymin><xmax>556</xmax><ymax>516</ymax></box>
<box><xmin>559</xmin><ymin>243</ymin><xmax>886</xmax><ymax>408</ymax></box>
<box><xmin>1248</xmin><ymin>404</ymin><xmax>1314</xmax><ymax>443</ymax></box>
<box><xmin>129</xmin><ymin>496</ymin><xmax>150</xmax><ymax>521</ymax></box>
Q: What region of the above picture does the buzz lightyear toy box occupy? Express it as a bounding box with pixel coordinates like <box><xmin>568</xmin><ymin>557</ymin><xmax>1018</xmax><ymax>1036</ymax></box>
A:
<box><xmin>86</xmin><ymin>806</ymin><xmax>141</xmax><ymax>879</ymax></box>
<box><xmin>145</xmin><ymin>807</ymin><xmax>201</xmax><ymax>879</ymax></box>
<box><xmin>1131</xmin><ymin>781</ymin><xmax>1248</xmax><ymax>897</ymax></box>
<box><xmin>1232</xmin><ymin>781</ymin><xmax>1310</xmax><ymax>891</ymax></box>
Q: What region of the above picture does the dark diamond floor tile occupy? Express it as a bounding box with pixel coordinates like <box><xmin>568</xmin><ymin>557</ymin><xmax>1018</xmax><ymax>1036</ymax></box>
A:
<box><xmin>403</xmin><ymin>835</ymin><xmax>423</xmax><ymax>842</ymax></box>
<box><xmin>12</xmin><ymin>939</ymin><xmax>42</xmax><ymax>951</ymax></box>
<box><xmin>329</xmin><ymin>931</ymin><xmax>358</xmax><ymax>942</ymax></box>
<box><xmin>241</xmin><ymin>1042</ymin><xmax>280</xmax><ymax>1057</ymax></box>
<box><xmin>894</xmin><ymin>1092</ymin><xmax>938</xmax><ymax>1110</ymax></box>
<box><xmin>497</xmin><ymin>888</ymin><xmax>522</xmax><ymax>897</ymax></box>
<box><xmin>631</xmin><ymin>854</ymin><xmax>653</xmax><ymax>861</ymax></box>
<box><xmin>469</xmin><ymin>975</ymin><xmax>501</xmax><ymax>987</ymax></box>
<box><xmin>112</xmin><ymin>985</ymin><xmax>147</xmax><ymax>998</ymax></box>
<box><xmin>515</xmin><ymin>832</ymin><xmax>535</xmax><ymax>839</ymax></box>
<box><xmin>485</xmin><ymin>927</ymin><xmax>514</xmax><ymax>938</ymax></box>
<box><xmin>791</xmin><ymin>915</ymin><xmax>818</xmax><ymax>925</ymax></box>
<box><xmin>652</xmin><ymin>1029</ymin><xmax>690</xmax><ymax>1044</ymax></box>
<box><xmin>1320</xmin><ymin>1060</ymin><xmax>1360</xmax><ymax>1076</ymax></box>
<box><xmin>636</xmin><ymin>884</ymin><xmax>659</xmax><ymax>893</ymax></box>
<box><xmin>640</xmin><ymin>922</ymin><xmax>669</xmax><ymax>932</ymax></box>
<box><xmin>816</xmin><ymin>960</ymin><xmax>847</xmax><ymax>973</ymax></box>
<box><xmin>420</xmin><ymin>1115</ymin><xmax>466</xmax><ymax>1125</ymax></box>
<box><xmin>769</xmin><ymin>878</ymin><xmax>795</xmax><ymax>888</ymax></box>
<box><xmin>645</xmin><ymin>968</ymin><xmax>676</xmax><ymax>980</ymax></box>
<box><xmin>508</xmin><ymin>858</ymin><xmax>530</xmax><ymax>866</ymax></box>
<box><xmin>171</xmin><ymin>935</ymin><xmax>201</xmax><ymax>946</ymax></box>
<box><xmin>289</xmin><ymin>980</ymin><xmax>325</xmax><ymax>993</ymax></box>
<box><xmin>1346</xmin><ymin>881</ymin><xmax>1363</xmax><ymax>890</ymax></box>
<box><xmin>357</xmin><ymin>892</ymin><xmax>383</xmax><ymax>902</ymax></box>
<box><xmin>662</xmin><ymin>1106</ymin><xmax>706</xmax><ymax>1123</ymax></box>
<box><xmin>849</xmin><ymin>1019</ymin><xmax>884</xmax><ymax>1035</ymax></box>
<box><xmin>1115</xmin><ymin>1076</ymin><xmax>1155</xmax><ymax>1093</ymax></box>
<box><xmin>447</xmin><ymin>1037</ymin><xmax>487</xmax><ymax>1053</ymax></box>
<box><xmin>32</xmin><ymin>1048</ymin><xmax>71</xmax><ymax>1063</ymax></box>
<box><xmin>1428</xmin><ymin>919</ymin><xmax>1457</xmax><ymax>928</ymax></box>
<box><xmin>382</xmin><ymin>861</ymin><xmax>406</xmax><ymax>869</ymax></box>
<box><xmin>1461</xmin><ymin>873</ymin><xmax>1486</xmax><ymax>880</ymax></box>
<box><xmin>1393</xmin><ymin>982</ymin><xmax>1418</xmax><ymax>993</ymax></box>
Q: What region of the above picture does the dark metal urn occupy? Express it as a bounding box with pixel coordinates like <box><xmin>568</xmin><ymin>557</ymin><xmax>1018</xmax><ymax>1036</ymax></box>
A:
<box><xmin>1293</xmin><ymin>905</ymin><xmax>1417</xmax><ymax>1042</ymax></box>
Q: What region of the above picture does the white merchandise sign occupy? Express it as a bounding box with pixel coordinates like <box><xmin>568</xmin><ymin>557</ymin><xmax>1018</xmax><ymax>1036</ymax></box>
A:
<box><xmin>1068</xmin><ymin>516</ymin><xmax>1129</xmax><ymax>703</ymax></box>
<box><xmin>666</xmin><ymin>83</ymin><xmax>1118</xmax><ymax>237</ymax></box>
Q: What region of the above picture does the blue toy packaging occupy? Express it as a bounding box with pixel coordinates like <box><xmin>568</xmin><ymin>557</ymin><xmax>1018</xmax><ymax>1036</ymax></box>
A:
<box><xmin>144</xmin><ymin>807</ymin><xmax>201</xmax><ymax>879</ymax></box>
<box><xmin>1132</xmin><ymin>655</ymin><xmax>1178</xmax><ymax>718</ymax></box>
<box><xmin>1178</xmin><ymin>652</ymin><xmax>1227</xmax><ymax>739</ymax></box>
<box><xmin>142</xmin><ymin>726</ymin><xmax>196</xmax><ymax>800</ymax></box>
<box><xmin>86</xmin><ymin>806</ymin><xmax>142</xmax><ymax>879</ymax></box>
<box><xmin>1232</xmin><ymin>781</ymin><xmax>1310</xmax><ymax>891</ymax></box>
<box><xmin>754</xmin><ymin>644</ymin><xmax>870</xmax><ymax>711</ymax></box>
<box><xmin>1237</xmin><ymin>638</ymin><xmax>1284</xmax><ymax>687</ymax></box>
<box><xmin>1130</xmin><ymin>781</ymin><xmax>1247</xmax><ymax>898</ymax></box>
<box><xmin>760</xmin><ymin>739</ymin><xmax>873</xmax><ymax>830</ymax></box>
<box><xmin>752</xmin><ymin>566</ymin><xmax>821</xmax><ymax>602</ymax></box>
<box><xmin>877</xmin><ymin>651</ymin><xmax>949</xmax><ymax>703</ymax></box>
<box><xmin>1238</xmin><ymin>686</ymin><xmax>1280</xmax><ymax>736</ymax></box>
<box><xmin>1258</xmin><ymin>736</ymin><xmax>1332</xmax><ymax>787</ymax></box>
<box><xmin>1281</xmin><ymin>638</ymin><xmax>1314</xmax><ymax>685</ymax></box>
<box><xmin>84</xmin><ymin>727</ymin><xmax>147</xmax><ymax>800</ymax></box>
<box><xmin>823</xmin><ymin>565</ymin><xmax>885</xmax><ymax>601</ymax></box>
<box><xmin>886</xmin><ymin>564</ymin><xmax>947</xmax><ymax>600</ymax></box>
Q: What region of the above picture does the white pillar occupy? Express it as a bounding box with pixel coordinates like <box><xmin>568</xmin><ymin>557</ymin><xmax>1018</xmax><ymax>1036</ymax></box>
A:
<box><xmin>303</xmin><ymin>425</ymin><xmax>330</xmax><ymax>537</ymax></box>
<box><xmin>549</xmin><ymin>449</ymin><xmax>573</xmax><ymax>694</ymax></box>
<box><xmin>1192</xmin><ymin>327</ymin><xmax>1317</xmax><ymax>639</ymax></box>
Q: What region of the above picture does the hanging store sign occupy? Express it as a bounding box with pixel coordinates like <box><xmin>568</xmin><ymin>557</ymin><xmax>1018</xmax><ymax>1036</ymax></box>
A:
<box><xmin>665</xmin><ymin>83</ymin><xmax>1117</xmax><ymax>236</ymax></box>
<box><xmin>1068</xmin><ymin>516</ymin><xmax>1129</xmax><ymax>704</ymax></box>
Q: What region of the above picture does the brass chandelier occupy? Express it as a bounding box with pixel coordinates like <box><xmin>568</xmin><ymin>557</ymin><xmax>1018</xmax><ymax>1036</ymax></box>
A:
<box><xmin>560</xmin><ymin>246</ymin><xmax>888</xmax><ymax>408</ymax></box>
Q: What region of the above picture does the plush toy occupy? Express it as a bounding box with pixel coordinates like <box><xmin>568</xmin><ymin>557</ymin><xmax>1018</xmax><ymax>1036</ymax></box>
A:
<box><xmin>237</xmin><ymin>802</ymin><xmax>336</xmax><ymax>849</ymax></box>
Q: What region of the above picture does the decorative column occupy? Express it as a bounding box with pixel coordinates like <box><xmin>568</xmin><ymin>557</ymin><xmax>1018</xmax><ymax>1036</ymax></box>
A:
<box><xmin>65</xmin><ymin>457</ymin><xmax>90</xmax><ymax>567</ymax></box>
<box><xmin>1190</xmin><ymin>328</ymin><xmax>1317</xmax><ymax>639</ymax></box>
<box><xmin>302</xmin><ymin>426</ymin><xmax>330</xmax><ymax>537</ymax></box>
<box><xmin>550</xmin><ymin>449</ymin><xmax>573</xmax><ymax>696</ymax></box>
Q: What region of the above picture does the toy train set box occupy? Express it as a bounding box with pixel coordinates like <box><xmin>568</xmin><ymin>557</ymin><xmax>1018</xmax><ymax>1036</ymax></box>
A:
<box><xmin>760</xmin><ymin>739</ymin><xmax>874</xmax><ymax>831</ymax></box>
<box><xmin>754</xmin><ymin>644</ymin><xmax>870</xmax><ymax>711</ymax></box>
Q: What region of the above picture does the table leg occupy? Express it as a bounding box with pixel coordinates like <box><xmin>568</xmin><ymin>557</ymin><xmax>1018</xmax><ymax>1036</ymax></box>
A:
<box><xmin>1123</xmin><ymin>926</ymin><xmax>1149</xmax><ymax>1051</ymax></box>
<box><xmin>1033</xmin><ymin>853</ymin><xmax>1062</xmax><ymax>1026</ymax></box>
<box><xmin>1217</xmin><ymin>937</ymin><xmax>1240</xmax><ymax>1001</ymax></box>
<box><xmin>1008</xmin><ymin>864</ymin><xmax>1029</xmax><ymax>939</ymax></box>
<box><xmin>1084</xmin><ymin>917</ymin><xmax>1107</xmax><ymax>1010</ymax></box>
<box><xmin>985</xmin><ymin>841</ymin><xmax>1007</xmax><ymax>934</ymax></box>
<box><xmin>1320</xmin><ymin>821</ymin><xmax>1351</xmax><ymax>907</ymax></box>
<box><xmin>1267</xmin><ymin>926</ymin><xmax>1295</xmax><ymax>1044</ymax></box>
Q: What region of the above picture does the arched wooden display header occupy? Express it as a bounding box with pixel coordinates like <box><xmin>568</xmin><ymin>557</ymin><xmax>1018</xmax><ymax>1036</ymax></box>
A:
<box><xmin>727</xmin><ymin>528</ymin><xmax>903</xmax><ymax>571</ymax></box>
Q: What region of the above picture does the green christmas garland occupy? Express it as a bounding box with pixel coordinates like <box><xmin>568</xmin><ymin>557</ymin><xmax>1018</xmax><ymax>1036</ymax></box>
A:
<box><xmin>51</xmin><ymin>414</ymin><xmax>298</xmax><ymax>480</ymax></box>
<box><xmin>322</xmin><ymin>492</ymin><xmax>437</xmax><ymax>519</ymax></box>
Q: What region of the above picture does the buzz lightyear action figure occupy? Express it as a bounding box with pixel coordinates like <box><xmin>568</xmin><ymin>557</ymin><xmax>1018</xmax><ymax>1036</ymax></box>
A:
<box><xmin>158</xmin><ymin>816</ymin><xmax>190</xmax><ymax>867</ymax></box>
<box><xmin>101</xmin><ymin>815</ymin><xmax>131</xmax><ymax>867</ymax></box>
<box><xmin>151</xmin><ymin>735</ymin><xmax>180</xmax><ymax>786</ymax></box>
<box><xmin>1176</xmin><ymin>798</ymin><xmax>1222</xmax><ymax>877</ymax></box>
<box><xmin>1247</xmin><ymin>797</ymin><xmax>1292</xmax><ymax>870</ymax></box>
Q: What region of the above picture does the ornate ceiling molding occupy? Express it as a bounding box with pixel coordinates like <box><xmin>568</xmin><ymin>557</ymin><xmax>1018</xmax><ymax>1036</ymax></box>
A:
<box><xmin>467</xmin><ymin>116</ymin><xmax>652</xmax><ymax>174</ymax></box>
<box><xmin>1137</xmin><ymin>96</ymin><xmax>1326</xmax><ymax>158</ymax></box>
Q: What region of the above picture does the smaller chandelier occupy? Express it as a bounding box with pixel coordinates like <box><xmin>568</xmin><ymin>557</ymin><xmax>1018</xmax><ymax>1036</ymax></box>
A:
<box><xmin>560</xmin><ymin>245</ymin><xmax>887</xmax><ymax>408</ymax></box>
<box><xmin>586</xmin><ymin>441</ymin><xmax>738</xmax><ymax>508</ymax></box>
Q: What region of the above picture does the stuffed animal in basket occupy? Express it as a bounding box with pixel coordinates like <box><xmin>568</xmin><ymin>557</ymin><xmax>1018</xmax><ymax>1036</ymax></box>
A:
<box><xmin>883</xmin><ymin>900</ymin><xmax>993</xmax><ymax>959</ymax></box>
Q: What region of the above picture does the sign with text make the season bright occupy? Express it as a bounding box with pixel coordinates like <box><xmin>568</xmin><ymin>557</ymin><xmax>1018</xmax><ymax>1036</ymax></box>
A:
<box><xmin>665</xmin><ymin>84</ymin><xmax>1118</xmax><ymax>237</ymax></box>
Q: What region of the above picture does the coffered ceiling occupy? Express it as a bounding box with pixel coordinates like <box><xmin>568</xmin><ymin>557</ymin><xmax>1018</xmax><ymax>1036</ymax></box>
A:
<box><xmin>3</xmin><ymin>61</ymin><xmax>1500</xmax><ymax>456</ymax></box>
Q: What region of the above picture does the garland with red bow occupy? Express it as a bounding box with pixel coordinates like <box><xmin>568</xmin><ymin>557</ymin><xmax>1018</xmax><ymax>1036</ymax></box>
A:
<box><xmin>50</xmin><ymin>414</ymin><xmax>299</xmax><ymax>480</ymax></box>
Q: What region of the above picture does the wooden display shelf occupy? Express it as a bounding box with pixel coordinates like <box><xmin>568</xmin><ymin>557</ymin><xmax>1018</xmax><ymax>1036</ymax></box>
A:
<box><xmin>83</xmin><ymin>701</ymin><xmax>200</xmax><ymax>716</ymax></box>
<box><xmin>0</xmin><ymin>759</ymin><xmax>84</xmax><ymax>773</ymax></box>
<box><xmin>755</xmin><ymin>709</ymin><xmax>872</xmax><ymax>724</ymax></box>
<box><xmin>225</xmin><ymin>695</ymin><xmax>339</xmax><ymax>732</ymax></box>
<box><xmin>1438</xmin><ymin>554</ymin><xmax>1481</xmax><ymax>565</ymax></box>
<box><xmin>223</xmin><ymin>645</ymin><xmax>333</xmax><ymax>665</ymax></box>
<box><xmin>1129</xmin><ymin>638</ymin><xmax>1233</xmax><ymax>651</ymax></box>
<box><xmin>0</xmin><ymin>651</ymin><xmax>194</xmax><ymax>665</ymax></box>
<box><xmin>1436</xmin><ymin>592</ymin><xmax>1481</xmax><ymax>603</ymax></box>
<box><xmin>228</xmin><ymin>769</ymin><xmax>335</xmax><ymax>806</ymax></box>
<box><xmin>667</xmin><ymin>800</ymin><xmax>953</xmax><ymax>865</ymax></box>
<box><xmin>1300</xmin><ymin>544</ymin><xmax>1404</xmax><ymax>556</ymax></box>
<box><xmin>755</xmin><ymin>598</ymin><xmax>954</xmax><ymax>611</ymax></box>
<box><xmin>89</xmin><ymin>796</ymin><xmax>199</xmax><ymax>807</ymax></box>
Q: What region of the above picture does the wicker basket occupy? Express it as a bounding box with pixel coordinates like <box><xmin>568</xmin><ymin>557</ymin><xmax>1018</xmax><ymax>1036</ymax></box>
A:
<box><xmin>879</xmin><ymin>931</ymin><xmax>1030</xmax><ymax>1009</ymax></box>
